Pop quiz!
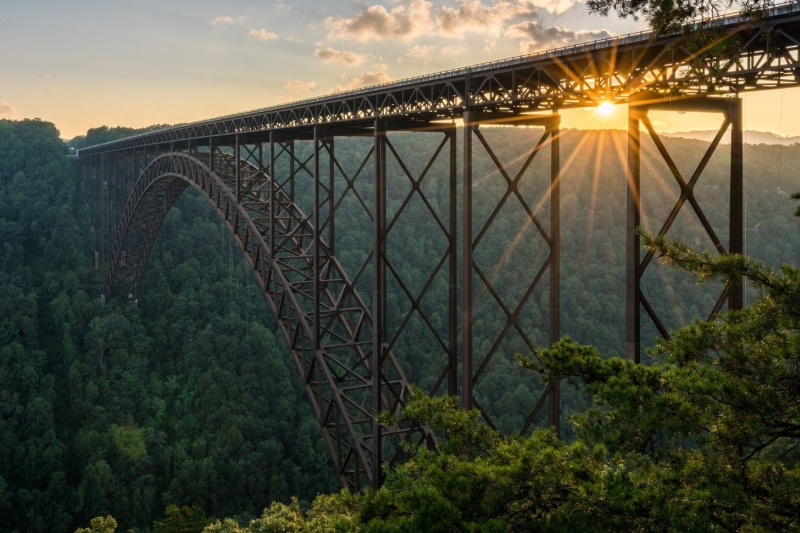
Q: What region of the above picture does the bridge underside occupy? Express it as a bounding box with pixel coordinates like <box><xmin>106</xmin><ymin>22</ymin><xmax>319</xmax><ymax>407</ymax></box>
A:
<box><xmin>84</xmin><ymin>93</ymin><xmax>745</xmax><ymax>489</ymax></box>
<box><xmin>76</xmin><ymin>5</ymin><xmax>798</xmax><ymax>488</ymax></box>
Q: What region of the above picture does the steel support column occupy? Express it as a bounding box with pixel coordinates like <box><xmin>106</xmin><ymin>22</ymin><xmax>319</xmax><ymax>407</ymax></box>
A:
<box><xmin>314</xmin><ymin>127</ymin><xmax>322</xmax><ymax>354</ymax></box>
<box><xmin>447</xmin><ymin>125</ymin><xmax>458</xmax><ymax>397</ymax></box>
<box><xmin>461</xmin><ymin>111</ymin><xmax>475</xmax><ymax>410</ymax></box>
<box><xmin>461</xmin><ymin>112</ymin><xmax>560</xmax><ymax>433</ymax></box>
<box><xmin>269</xmin><ymin>131</ymin><xmax>276</xmax><ymax>261</ymax></box>
<box><xmin>626</xmin><ymin>95</ymin><xmax>744</xmax><ymax>362</ymax></box>
<box><xmin>729</xmin><ymin>99</ymin><xmax>744</xmax><ymax>311</ymax></box>
<box><xmin>626</xmin><ymin>106</ymin><xmax>642</xmax><ymax>363</ymax></box>
<box><xmin>372</xmin><ymin>119</ymin><xmax>388</xmax><ymax>488</ymax></box>
<box><xmin>235</xmin><ymin>134</ymin><xmax>241</xmax><ymax>202</ymax></box>
<box><xmin>548</xmin><ymin>118</ymin><xmax>561</xmax><ymax>434</ymax></box>
<box><xmin>328</xmin><ymin>137</ymin><xmax>336</xmax><ymax>253</ymax></box>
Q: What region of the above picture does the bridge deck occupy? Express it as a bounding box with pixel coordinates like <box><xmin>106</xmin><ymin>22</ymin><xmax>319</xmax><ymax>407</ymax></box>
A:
<box><xmin>80</xmin><ymin>2</ymin><xmax>800</xmax><ymax>154</ymax></box>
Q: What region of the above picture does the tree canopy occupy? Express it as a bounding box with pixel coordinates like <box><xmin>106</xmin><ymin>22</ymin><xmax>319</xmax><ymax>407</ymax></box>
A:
<box><xmin>587</xmin><ymin>0</ymin><xmax>775</xmax><ymax>34</ymax></box>
<box><xmin>185</xmin><ymin>198</ymin><xmax>800</xmax><ymax>532</ymax></box>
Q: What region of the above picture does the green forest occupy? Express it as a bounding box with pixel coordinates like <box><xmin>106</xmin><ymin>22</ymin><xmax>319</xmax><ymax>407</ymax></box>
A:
<box><xmin>0</xmin><ymin>118</ymin><xmax>798</xmax><ymax>531</ymax></box>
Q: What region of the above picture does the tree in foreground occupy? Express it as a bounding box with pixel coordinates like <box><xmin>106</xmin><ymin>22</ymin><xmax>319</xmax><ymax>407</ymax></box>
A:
<box><xmin>77</xmin><ymin>203</ymin><xmax>799</xmax><ymax>531</ymax></box>
<box><xmin>587</xmin><ymin>0</ymin><xmax>775</xmax><ymax>34</ymax></box>
<box><xmin>234</xmin><ymin>203</ymin><xmax>798</xmax><ymax>532</ymax></box>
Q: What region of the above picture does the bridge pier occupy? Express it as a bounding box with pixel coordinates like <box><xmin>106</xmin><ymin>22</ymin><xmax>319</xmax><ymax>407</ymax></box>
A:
<box><xmin>626</xmin><ymin>95</ymin><xmax>744</xmax><ymax>363</ymax></box>
<box><xmin>462</xmin><ymin>111</ymin><xmax>561</xmax><ymax>435</ymax></box>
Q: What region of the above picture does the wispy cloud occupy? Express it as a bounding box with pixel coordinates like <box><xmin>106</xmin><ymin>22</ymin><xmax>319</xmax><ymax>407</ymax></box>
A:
<box><xmin>323</xmin><ymin>0</ymin><xmax>433</xmax><ymax>41</ymax></box>
<box><xmin>507</xmin><ymin>21</ymin><xmax>613</xmax><ymax>52</ymax></box>
<box><xmin>248</xmin><ymin>29</ymin><xmax>279</xmax><ymax>42</ymax></box>
<box><xmin>333</xmin><ymin>70</ymin><xmax>393</xmax><ymax>91</ymax></box>
<box><xmin>0</xmin><ymin>101</ymin><xmax>18</xmax><ymax>116</ymax></box>
<box><xmin>209</xmin><ymin>15</ymin><xmax>248</xmax><ymax>27</ymax></box>
<box><xmin>315</xmin><ymin>47</ymin><xmax>366</xmax><ymax>65</ymax></box>
<box><xmin>320</xmin><ymin>0</ymin><xmax>585</xmax><ymax>43</ymax></box>
<box><xmin>437</xmin><ymin>0</ymin><xmax>534</xmax><ymax>36</ymax></box>
<box><xmin>404</xmin><ymin>44</ymin><xmax>460</xmax><ymax>63</ymax></box>
<box><xmin>283</xmin><ymin>79</ymin><xmax>318</xmax><ymax>94</ymax></box>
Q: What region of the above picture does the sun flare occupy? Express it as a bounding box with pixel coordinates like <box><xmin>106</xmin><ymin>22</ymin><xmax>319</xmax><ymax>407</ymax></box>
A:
<box><xmin>596</xmin><ymin>101</ymin><xmax>615</xmax><ymax>116</ymax></box>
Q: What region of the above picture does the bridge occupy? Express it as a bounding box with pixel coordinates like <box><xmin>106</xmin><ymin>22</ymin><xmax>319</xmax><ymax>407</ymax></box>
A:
<box><xmin>79</xmin><ymin>2</ymin><xmax>800</xmax><ymax>490</ymax></box>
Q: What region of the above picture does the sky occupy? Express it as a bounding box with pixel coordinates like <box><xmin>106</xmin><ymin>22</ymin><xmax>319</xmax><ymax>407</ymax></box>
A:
<box><xmin>1</xmin><ymin>0</ymin><xmax>798</xmax><ymax>139</ymax></box>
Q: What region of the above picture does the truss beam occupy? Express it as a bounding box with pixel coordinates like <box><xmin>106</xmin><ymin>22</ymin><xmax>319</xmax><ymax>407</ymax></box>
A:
<box><xmin>626</xmin><ymin>95</ymin><xmax>743</xmax><ymax>362</ymax></box>
<box><xmin>462</xmin><ymin>112</ymin><xmax>561</xmax><ymax>434</ymax></box>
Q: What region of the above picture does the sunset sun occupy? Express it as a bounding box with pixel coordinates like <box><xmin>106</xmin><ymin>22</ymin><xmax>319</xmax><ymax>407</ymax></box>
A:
<box><xmin>597</xmin><ymin>101</ymin><xmax>615</xmax><ymax>116</ymax></box>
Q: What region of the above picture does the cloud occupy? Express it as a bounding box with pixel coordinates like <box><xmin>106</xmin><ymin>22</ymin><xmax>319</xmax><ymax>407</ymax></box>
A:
<box><xmin>437</xmin><ymin>0</ymin><xmax>536</xmax><ymax>36</ymax></box>
<box><xmin>209</xmin><ymin>15</ymin><xmax>248</xmax><ymax>26</ymax></box>
<box><xmin>315</xmin><ymin>47</ymin><xmax>366</xmax><ymax>65</ymax></box>
<box><xmin>320</xmin><ymin>0</ymin><xmax>586</xmax><ymax>42</ymax></box>
<box><xmin>404</xmin><ymin>44</ymin><xmax>461</xmax><ymax>63</ymax></box>
<box><xmin>525</xmin><ymin>0</ymin><xmax>583</xmax><ymax>15</ymax></box>
<box><xmin>406</xmin><ymin>45</ymin><xmax>435</xmax><ymax>62</ymax></box>
<box><xmin>334</xmin><ymin>70</ymin><xmax>393</xmax><ymax>91</ymax></box>
<box><xmin>0</xmin><ymin>101</ymin><xmax>17</xmax><ymax>116</ymax></box>
<box><xmin>507</xmin><ymin>21</ymin><xmax>613</xmax><ymax>52</ymax></box>
<box><xmin>283</xmin><ymin>79</ymin><xmax>318</xmax><ymax>94</ymax></box>
<box><xmin>323</xmin><ymin>0</ymin><xmax>433</xmax><ymax>41</ymax></box>
<box><xmin>248</xmin><ymin>29</ymin><xmax>279</xmax><ymax>42</ymax></box>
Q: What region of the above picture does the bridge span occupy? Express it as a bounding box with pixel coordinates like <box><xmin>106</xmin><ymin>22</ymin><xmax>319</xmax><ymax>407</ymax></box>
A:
<box><xmin>79</xmin><ymin>2</ymin><xmax>800</xmax><ymax>490</ymax></box>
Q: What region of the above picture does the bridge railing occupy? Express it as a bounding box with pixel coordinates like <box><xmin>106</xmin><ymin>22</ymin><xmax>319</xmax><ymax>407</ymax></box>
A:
<box><xmin>79</xmin><ymin>0</ymin><xmax>800</xmax><ymax>154</ymax></box>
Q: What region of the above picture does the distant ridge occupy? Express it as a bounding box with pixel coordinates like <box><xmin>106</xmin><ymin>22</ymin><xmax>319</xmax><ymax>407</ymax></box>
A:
<box><xmin>664</xmin><ymin>130</ymin><xmax>800</xmax><ymax>145</ymax></box>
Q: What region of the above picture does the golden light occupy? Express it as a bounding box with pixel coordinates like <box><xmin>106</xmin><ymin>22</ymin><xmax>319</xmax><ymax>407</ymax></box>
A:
<box><xmin>596</xmin><ymin>101</ymin><xmax>615</xmax><ymax>116</ymax></box>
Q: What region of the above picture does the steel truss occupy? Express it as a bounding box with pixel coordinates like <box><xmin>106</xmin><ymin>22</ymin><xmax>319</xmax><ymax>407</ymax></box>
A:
<box><xmin>77</xmin><ymin>0</ymin><xmax>796</xmax><ymax>492</ymax></box>
<box><xmin>462</xmin><ymin>113</ymin><xmax>561</xmax><ymax>434</ymax></box>
<box><xmin>79</xmin><ymin>3</ymin><xmax>800</xmax><ymax>158</ymax></box>
<box><xmin>101</xmin><ymin>131</ymin><xmax>454</xmax><ymax>489</ymax></box>
<box><xmin>626</xmin><ymin>95</ymin><xmax>743</xmax><ymax>362</ymax></box>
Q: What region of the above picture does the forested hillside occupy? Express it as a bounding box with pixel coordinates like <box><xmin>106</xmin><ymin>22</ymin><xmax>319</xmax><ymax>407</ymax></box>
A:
<box><xmin>0</xmin><ymin>120</ymin><xmax>337</xmax><ymax>532</ymax></box>
<box><xmin>0</xmin><ymin>119</ymin><xmax>798</xmax><ymax>531</ymax></box>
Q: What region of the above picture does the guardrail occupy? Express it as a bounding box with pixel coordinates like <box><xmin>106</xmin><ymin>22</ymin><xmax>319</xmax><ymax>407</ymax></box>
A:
<box><xmin>80</xmin><ymin>0</ymin><xmax>800</xmax><ymax>153</ymax></box>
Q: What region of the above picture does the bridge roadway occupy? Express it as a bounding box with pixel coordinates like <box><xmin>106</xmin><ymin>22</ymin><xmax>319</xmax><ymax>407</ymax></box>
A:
<box><xmin>79</xmin><ymin>2</ymin><xmax>800</xmax><ymax>491</ymax></box>
<box><xmin>80</xmin><ymin>1</ymin><xmax>800</xmax><ymax>155</ymax></box>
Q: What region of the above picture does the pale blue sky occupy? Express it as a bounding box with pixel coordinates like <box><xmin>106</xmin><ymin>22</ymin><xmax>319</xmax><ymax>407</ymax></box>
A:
<box><xmin>0</xmin><ymin>0</ymin><xmax>797</xmax><ymax>138</ymax></box>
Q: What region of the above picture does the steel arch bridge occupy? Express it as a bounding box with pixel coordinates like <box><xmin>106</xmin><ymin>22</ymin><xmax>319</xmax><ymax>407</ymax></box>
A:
<box><xmin>79</xmin><ymin>2</ymin><xmax>800</xmax><ymax>490</ymax></box>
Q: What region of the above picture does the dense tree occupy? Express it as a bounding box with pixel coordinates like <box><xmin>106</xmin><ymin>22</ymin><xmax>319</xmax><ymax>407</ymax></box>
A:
<box><xmin>194</xmin><ymin>199</ymin><xmax>800</xmax><ymax>531</ymax></box>
<box><xmin>0</xmin><ymin>120</ymin><xmax>337</xmax><ymax>531</ymax></box>
<box><xmin>587</xmin><ymin>0</ymin><xmax>774</xmax><ymax>34</ymax></box>
<box><xmin>2</xmin><ymin>118</ymin><xmax>799</xmax><ymax>531</ymax></box>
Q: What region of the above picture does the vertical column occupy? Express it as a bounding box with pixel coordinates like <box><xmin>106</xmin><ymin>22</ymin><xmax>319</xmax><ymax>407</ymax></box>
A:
<box><xmin>289</xmin><ymin>140</ymin><xmax>296</xmax><ymax>203</ymax></box>
<box><xmin>235</xmin><ymin>134</ymin><xmax>241</xmax><ymax>202</ymax></box>
<box><xmin>92</xmin><ymin>155</ymin><xmax>100</xmax><ymax>269</ymax></box>
<box><xmin>462</xmin><ymin>111</ymin><xmax>475</xmax><ymax>410</ymax></box>
<box><xmin>372</xmin><ymin>119</ymin><xmax>387</xmax><ymax>488</ymax></box>
<box><xmin>548</xmin><ymin>116</ymin><xmax>561</xmax><ymax>434</ymax></box>
<box><xmin>626</xmin><ymin>106</ymin><xmax>643</xmax><ymax>363</ymax></box>
<box><xmin>729</xmin><ymin>98</ymin><xmax>743</xmax><ymax>311</ymax></box>
<box><xmin>313</xmin><ymin>126</ymin><xmax>322</xmax><ymax>351</ymax></box>
<box><xmin>258</xmin><ymin>142</ymin><xmax>264</xmax><ymax>201</ymax></box>
<box><xmin>101</xmin><ymin>153</ymin><xmax>108</xmax><ymax>266</ymax></box>
<box><xmin>328</xmin><ymin>137</ymin><xmax>336</xmax><ymax>252</ymax></box>
<box><xmin>269</xmin><ymin>132</ymin><xmax>276</xmax><ymax>260</ymax></box>
<box><xmin>112</xmin><ymin>152</ymin><xmax>117</xmax><ymax>265</ymax></box>
<box><xmin>129</xmin><ymin>149</ymin><xmax>135</xmax><ymax>202</ymax></box>
<box><xmin>448</xmin><ymin>125</ymin><xmax>458</xmax><ymax>397</ymax></box>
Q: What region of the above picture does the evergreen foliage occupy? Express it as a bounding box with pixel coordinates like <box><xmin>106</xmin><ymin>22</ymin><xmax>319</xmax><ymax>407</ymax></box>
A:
<box><xmin>0</xmin><ymin>120</ymin><xmax>337</xmax><ymax>532</ymax></box>
<box><xmin>1</xmin><ymin>118</ymin><xmax>798</xmax><ymax>531</ymax></box>
<box><xmin>193</xmin><ymin>199</ymin><xmax>799</xmax><ymax>531</ymax></box>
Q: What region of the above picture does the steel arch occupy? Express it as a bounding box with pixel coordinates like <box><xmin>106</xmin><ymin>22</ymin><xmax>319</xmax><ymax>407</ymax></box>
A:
<box><xmin>107</xmin><ymin>152</ymin><xmax>432</xmax><ymax>490</ymax></box>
